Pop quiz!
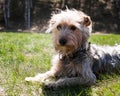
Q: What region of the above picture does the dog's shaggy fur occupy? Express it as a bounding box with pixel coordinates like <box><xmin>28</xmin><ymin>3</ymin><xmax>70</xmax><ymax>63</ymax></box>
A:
<box><xmin>25</xmin><ymin>9</ymin><xmax>120</xmax><ymax>89</ymax></box>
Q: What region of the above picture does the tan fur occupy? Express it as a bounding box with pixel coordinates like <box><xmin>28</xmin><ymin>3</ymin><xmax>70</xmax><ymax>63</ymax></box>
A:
<box><xmin>51</xmin><ymin>55</ymin><xmax>82</xmax><ymax>78</ymax></box>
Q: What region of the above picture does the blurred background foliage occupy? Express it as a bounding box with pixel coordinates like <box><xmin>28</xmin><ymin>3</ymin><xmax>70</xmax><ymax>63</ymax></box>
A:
<box><xmin>0</xmin><ymin>0</ymin><xmax>120</xmax><ymax>33</ymax></box>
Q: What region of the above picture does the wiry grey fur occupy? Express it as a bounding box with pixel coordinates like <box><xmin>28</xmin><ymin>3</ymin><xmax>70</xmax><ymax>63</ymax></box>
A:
<box><xmin>25</xmin><ymin>9</ymin><xmax>120</xmax><ymax>89</ymax></box>
<box><xmin>91</xmin><ymin>44</ymin><xmax>120</xmax><ymax>74</ymax></box>
<box><xmin>43</xmin><ymin>44</ymin><xmax>120</xmax><ymax>88</ymax></box>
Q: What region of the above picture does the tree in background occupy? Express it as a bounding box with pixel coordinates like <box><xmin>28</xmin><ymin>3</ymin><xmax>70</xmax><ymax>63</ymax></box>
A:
<box><xmin>25</xmin><ymin>0</ymin><xmax>32</xmax><ymax>29</ymax></box>
<box><xmin>3</xmin><ymin>0</ymin><xmax>10</xmax><ymax>28</ymax></box>
<box><xmin>2</xmin><ymin>0</ymin><xmax>33</xmax><ymax>29</ymax></box>
<box><xmin>0</xmin><ymin>0</ymin><xmax>120</xmax><ymax>33</ymax></box>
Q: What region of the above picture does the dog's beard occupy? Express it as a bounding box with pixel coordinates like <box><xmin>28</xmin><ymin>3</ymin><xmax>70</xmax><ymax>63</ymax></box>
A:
<box><xmin>55</xmin><ymin>44</ymin><xmax>77</xmax><ymax>55</ymax></box>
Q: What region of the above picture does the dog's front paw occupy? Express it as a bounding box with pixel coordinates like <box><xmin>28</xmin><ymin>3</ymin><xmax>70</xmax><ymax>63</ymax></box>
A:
<box><xmin>25</xmin><ymin>76</ymin><xmax>43</xmax><ymax>83</ymax></box>
<box><xmin>25</xmin><ymin>77</ymin><xmax>36</xmax><ymax>82</ymax></box>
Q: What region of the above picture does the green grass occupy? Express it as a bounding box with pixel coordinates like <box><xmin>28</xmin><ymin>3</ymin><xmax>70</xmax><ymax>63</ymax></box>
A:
<box><xmin>0</xmin><ymin>32</ymin><xmax>120</xmax><ymax>96</ymax></box>
<box><xmin>89</xmin><ymin>34</ymin><xmax>120</xmax><ymax>45</ymax></box>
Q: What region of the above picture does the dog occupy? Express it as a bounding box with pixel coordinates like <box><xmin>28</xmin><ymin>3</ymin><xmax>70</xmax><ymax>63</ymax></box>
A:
<box><xmin>25</xmin><ymin>9</ymin><xmax>120</xmax><ymax>89</ymax></box>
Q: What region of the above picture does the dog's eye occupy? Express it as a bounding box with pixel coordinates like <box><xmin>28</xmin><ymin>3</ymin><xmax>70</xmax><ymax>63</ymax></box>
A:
<box><xmin>70</xmin><ymin>25</ymin><xmax>76</xmax><ymax>31</ymax></box>
<box><xmin>57</xmin><ymin>25</ymin><xmax>62</xmax><ymax>30</ymax></box>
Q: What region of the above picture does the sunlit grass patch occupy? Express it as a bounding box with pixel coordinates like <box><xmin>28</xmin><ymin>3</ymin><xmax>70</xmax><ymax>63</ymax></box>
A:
<box><xmin>0</xmin><ymin>32</ymin><xmax>120</xmax><ymax>96</ymax></box>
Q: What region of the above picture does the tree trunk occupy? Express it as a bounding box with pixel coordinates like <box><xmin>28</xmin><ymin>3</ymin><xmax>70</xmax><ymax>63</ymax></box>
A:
<box><xmin>3</xmin><ymin>0</ymin><xmax>10</xmax><ymax>28</ymax></box>
<box><xmin>25</xmin><ymin>0</ymin><xmax>32</xmax><ymax>29</ymax></box>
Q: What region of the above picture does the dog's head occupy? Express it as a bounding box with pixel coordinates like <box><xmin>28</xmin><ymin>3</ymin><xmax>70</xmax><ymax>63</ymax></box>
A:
<box><xmin>46</xmin><ymin>9</ymin><xmax>92</xmax><ymax>55</ymax></box>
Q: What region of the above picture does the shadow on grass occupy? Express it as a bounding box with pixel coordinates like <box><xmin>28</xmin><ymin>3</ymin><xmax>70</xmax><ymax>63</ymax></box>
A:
<box><xmin>42</xmin><ymin>85</ymin><xmax>92</xmax><ymax>96</ymax></box>
<box><xmin>41</xmin><ymin>72</ymin><xmax>120</xmax><ymax>96</ymax></box>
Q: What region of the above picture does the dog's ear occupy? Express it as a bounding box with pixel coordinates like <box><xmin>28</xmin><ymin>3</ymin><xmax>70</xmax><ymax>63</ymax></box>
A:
<box><xmin>83</xmin><ymin>16</ymin><xmax>91</xmax><ymax>26</ymax></box>
<box><xmin>46</xmin><ymin>20</ymin><xmax>56</xmax><ymax>33</ymax></box>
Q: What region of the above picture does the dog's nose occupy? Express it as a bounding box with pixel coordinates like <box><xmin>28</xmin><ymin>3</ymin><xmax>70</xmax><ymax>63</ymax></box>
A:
<box><xmin>59</xmin><ymin>38</ymin><xmax>67</xmax><ymax>46</ymax></box>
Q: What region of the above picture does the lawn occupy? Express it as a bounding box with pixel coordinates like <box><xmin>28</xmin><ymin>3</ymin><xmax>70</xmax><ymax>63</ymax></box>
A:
<box><xmin>0</xmin><ymin>32</ymin><xmax>120</xmax><ymax>96</ymax></box>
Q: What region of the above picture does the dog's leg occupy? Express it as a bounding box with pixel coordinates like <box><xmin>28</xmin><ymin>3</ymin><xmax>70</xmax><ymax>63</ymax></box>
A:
<box><xmin>25</xmin><ymin>55</ymin><xmax>60</xmax><ymax>83</ymax></box>
<box><xmin>44</xmin><ymin>75</ymin><xmax>96</xmax><ymax>89</ymax></box>
<box><xmin>25</xmin><ymin>70</ymin><xmax>55</xmax><ymax>83</ymax></box>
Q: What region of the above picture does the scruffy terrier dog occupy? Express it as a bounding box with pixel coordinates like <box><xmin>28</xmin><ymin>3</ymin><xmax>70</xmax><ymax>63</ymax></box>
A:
<box><xmin>25</xmin><ymin>9</ymin><xmax>120</xmax><ymax>89</ymax></box>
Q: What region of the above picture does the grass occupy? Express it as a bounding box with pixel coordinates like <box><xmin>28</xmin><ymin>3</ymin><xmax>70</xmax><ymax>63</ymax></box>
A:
<box><xmin>0</xmin><ymin>32</ymin><xmax>120</xmax><ymax>96</ymax></box>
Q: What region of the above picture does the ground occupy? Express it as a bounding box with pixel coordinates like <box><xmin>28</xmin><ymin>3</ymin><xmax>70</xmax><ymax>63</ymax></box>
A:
<box><xmin>0</xmin><ymin>32</ymin><xmax>120</xmax><ymax>96</ymax></box>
